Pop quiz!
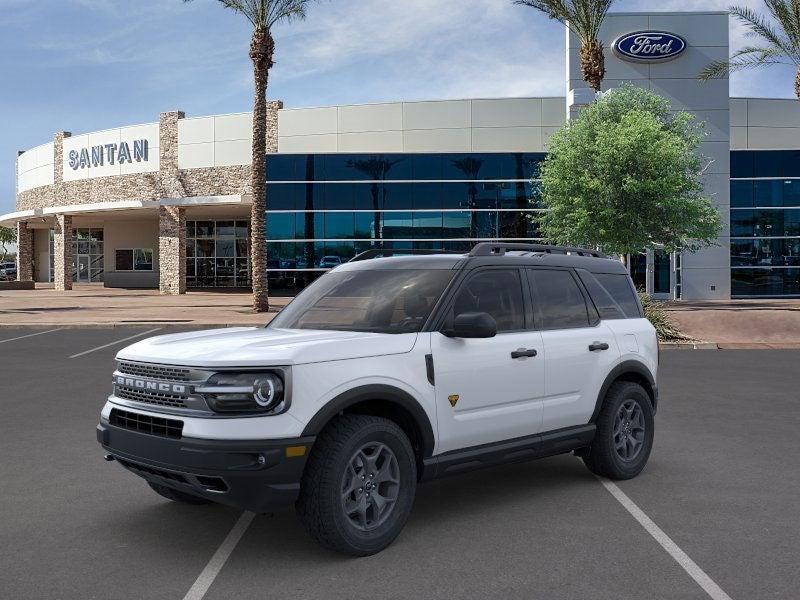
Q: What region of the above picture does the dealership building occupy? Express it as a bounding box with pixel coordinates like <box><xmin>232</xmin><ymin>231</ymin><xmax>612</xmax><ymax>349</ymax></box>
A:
<box><xmin>4</xmin><ymin>10</ymin><xmax>800</xmax><ymax>299</ymax></box>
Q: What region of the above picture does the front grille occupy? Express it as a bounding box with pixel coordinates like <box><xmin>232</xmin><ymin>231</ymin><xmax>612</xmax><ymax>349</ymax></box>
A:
<box><xmin>115</xmin><ymin>386</ymin><xmax>188</xmax><ymax>408</ymax></box>
<box><xmin>109</xmin><ymin>408</ymin><xmax>183</xmax><ymax>439</ymax></box>
<box><xmin>116</xmin><ymin>458</ymin><xmax>188</xmax><ymax>484</ymax></box>
<box><xmin>118</xmin><ymin>361</ymin><xmax>191</xmax><ymax>382</ymax></box>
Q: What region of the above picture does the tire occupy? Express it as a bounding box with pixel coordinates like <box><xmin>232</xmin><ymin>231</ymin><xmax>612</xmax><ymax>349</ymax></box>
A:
<box><xmin>582</xmin><ymin>381</ymin><xmax>654</xmax><ymax>480</ymax></box>
<box><xmin>296</xmin><ymin>414</ymin><xmax>417</xmax><ymax>556</ymax></box>
<box><xmin>148</xmin><ymin>482</ymin><xmax>212</xmax><ymax>505</ymax></box>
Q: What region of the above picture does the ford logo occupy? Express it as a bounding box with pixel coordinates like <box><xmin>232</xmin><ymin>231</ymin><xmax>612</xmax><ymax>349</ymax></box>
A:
<box><xmin>613</xmin><ymin>31</ymin><xmax>686</xmax><ymax>62</ymax></box>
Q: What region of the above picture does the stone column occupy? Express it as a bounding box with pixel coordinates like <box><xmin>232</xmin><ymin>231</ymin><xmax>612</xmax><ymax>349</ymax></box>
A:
<box><xmin>159</xmin><ymin>110</ymin><xmax>185</xmax><ymax>199</ymax></box>
<box><xmin>265</xmin><ymin>100</ymin><xmax>283</xmax><ymax>154</ymax></box>
<box><xmin>159</xmin><ymin>205</ymin><xmax>185</xmax><ymax>295</ymax></box>
<box><xmin>53</xmin><ymin>214</ymin><xmax>73</xmax><ymax>291</ymax></box>
<box><xmin>16</xmin><ymin>221</ymin><xmax>34</xmax><ymax>282</ymax></box>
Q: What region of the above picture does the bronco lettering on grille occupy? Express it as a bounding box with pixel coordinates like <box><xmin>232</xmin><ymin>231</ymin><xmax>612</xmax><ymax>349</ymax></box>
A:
<box><xmin>115</xmin><ymin>376</ymin><xmax>187</xmax><ymax>395</ymax></box>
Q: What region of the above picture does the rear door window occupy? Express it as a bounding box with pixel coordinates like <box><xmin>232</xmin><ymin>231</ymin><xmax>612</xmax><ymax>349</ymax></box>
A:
<box><xmin>528</xmin><ymin>269</ymin><xmax>591</xmax><ymax>330</ymax></box>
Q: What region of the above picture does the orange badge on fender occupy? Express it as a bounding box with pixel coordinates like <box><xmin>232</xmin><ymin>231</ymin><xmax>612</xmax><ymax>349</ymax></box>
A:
<box><xmin>448</xmin><ymin>394</ymin><xmax>459</xmax><ymax>407</ymax></box>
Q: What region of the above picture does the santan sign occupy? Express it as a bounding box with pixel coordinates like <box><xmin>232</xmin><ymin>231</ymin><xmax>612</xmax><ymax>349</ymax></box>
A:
<box><xmin>67</xmin><ymin>139</ymin><xmax>149</xmax><ymax>170</ymax></box>
<box><xmin>613</xmin><ymin>31</ymin><xmax>687</xmax><ymax>62</ymax></box>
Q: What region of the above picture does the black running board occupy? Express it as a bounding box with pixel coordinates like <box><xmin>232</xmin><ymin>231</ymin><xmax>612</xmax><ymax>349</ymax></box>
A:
<box><xmin>421</xmin><ymin>424</ymin><xmax>596</xmax><ymax>481</ymax></box>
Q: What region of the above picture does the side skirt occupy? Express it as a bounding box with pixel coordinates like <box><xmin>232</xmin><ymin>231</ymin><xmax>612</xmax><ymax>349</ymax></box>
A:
<box><xmin>421</xmin><ymin>424</ymin><xmax>596</xmax><ymax>481</ymax></box>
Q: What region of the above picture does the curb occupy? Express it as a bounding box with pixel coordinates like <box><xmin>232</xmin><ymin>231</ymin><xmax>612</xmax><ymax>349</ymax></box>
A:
<box><xmin>660</xmin><ymin>341</ymin><xmax>719</xmax><ymax>350</ymax></box>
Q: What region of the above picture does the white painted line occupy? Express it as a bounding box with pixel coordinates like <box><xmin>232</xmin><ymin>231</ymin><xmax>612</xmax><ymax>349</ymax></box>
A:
<box><xmin>68</xmin><ymin>328</ymin><xmax>162</xmax><ymax>359</ymax></box>
<box><xmin>0</xmin><ymin>328</ymin><xmax>63</xmax><ymax>344</ymax></box>
<box><xmin>182</xmin><ymin>511</ymin><xmax>255</xmax><ymax>600</ymax></box>
<box><xmin>596</xmin><ymin>476</ymin><xmax>733</xmax><ymax>600</ymax></box>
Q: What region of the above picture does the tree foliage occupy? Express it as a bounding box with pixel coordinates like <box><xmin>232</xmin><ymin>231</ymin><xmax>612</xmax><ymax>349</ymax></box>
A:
<box><xmin>537</xmin><ymin>84</ymin><xmax>722</xmax><ymax>256</ymax></box>
<box><xmin>0</xmin><ymin>226</ymin><xmax>15</xmax><ymax>262</ymax></box>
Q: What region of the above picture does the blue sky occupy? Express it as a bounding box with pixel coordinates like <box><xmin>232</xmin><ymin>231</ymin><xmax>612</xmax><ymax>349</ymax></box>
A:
<box><xmin>1</xmin><ymin>0</ymin><xmax>797</xmax><ymax>215</ymax></box>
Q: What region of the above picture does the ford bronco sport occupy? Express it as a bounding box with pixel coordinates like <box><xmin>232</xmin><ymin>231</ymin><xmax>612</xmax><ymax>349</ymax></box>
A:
<box><xmin>97</xmin><ymin>243</ymin><xmax>658</xmax><ymax>556</ymax></box>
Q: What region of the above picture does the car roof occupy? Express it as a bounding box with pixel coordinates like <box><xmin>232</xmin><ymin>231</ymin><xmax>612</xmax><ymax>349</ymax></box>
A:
<box><xmin>337</xmin><ymin>251</ymin><xmax>628</xmax><ymax>275</ymax></box>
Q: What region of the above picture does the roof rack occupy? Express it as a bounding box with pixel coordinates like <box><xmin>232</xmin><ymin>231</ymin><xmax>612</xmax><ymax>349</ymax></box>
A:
<box><xmin>349</xmin><ymin>248</ymin><xmax>461</xmax><ymax>262</ymax></box>
<box><xmin>468</xmin><ymin>242</ymin><xmax>606</xmax><ymax>258</ymax></box>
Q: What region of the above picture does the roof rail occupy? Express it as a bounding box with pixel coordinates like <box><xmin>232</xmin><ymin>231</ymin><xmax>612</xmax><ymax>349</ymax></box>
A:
<box><xmin>468</xmin><ymin>242</ymin><xmax>606</xmax><ymax>258</ymax></box>
<box><xmin>349</xmin><ymin>248</ymin><xmax>461</xmax><ymax>262</ymax></box>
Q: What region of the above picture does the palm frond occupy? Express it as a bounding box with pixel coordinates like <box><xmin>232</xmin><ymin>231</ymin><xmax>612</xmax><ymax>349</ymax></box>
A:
<box><xmin>730</xmin><ymin>5</ymin><xmax>800</xmax><ymax>64</ymax></box>
<box><xmin>188</xmin><ymin>0</ymin><xmax>311</xmax><ymax>29</ymax></box>
<box><xmin>699</xmin><ymin>46</ymin><xmax>789</xmax><ymax>80</ymax></box>
<box><xmin>764</xmin><ymin>0</ymin><xmax>800</xmax><ymax>46</ymax></box>
<box><xmin>515</xmin><ymin>0</ymin><xmax>615</xmax><ymax>43</ymax></box>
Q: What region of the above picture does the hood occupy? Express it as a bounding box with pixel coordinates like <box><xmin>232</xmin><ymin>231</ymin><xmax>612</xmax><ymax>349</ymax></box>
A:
<box><xmin>115</xmin><ymin>327</ymin><xmax>419</xmax><ymax>368</ymax></box>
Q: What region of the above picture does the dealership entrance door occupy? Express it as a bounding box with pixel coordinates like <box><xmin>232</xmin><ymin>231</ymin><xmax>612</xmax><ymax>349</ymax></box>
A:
<box><xmin>72</xmin><ymin>228</ymin><xmax>104</xmax><ymax>283</ymax></box>
<box><xmin>627</xmin><ymin>248</ymin><xmax>679</xmax><ymax>300</ymax></box>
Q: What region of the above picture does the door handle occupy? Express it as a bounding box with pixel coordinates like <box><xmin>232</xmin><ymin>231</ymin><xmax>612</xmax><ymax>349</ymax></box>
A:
<box><xmin>588</xmin><ymin>342</ymin><xmax>610</xmax><ymax>352</ymax></box>
<box><xmin>511</xmin><ymin>348</ymin><xmax>538</xmax><ymax>359</ymax></box>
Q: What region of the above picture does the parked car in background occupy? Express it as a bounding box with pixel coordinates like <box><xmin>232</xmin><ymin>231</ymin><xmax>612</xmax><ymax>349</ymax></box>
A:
<box><xmin>319</xmin><ymin>255</ymin><xmax>343</xmax><ymax>269</ymax></box>
<box><xmin>1</xmin><ymin>262</ymin><xmax>16</xmax><ymax>281</ymax></box>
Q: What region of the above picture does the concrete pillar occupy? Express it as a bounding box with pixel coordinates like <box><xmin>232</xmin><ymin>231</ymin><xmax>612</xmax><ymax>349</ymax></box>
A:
<box><xmin>159</xmin><ymin>205</ymin><xmax>185</xmax><ymax>295</ymax></box>
<box><xmin>53</xmin><ymin>214</ymin><xmax>73</xmax><ymax>291</ymax></box>
<box><xmin>16</xmin><ymin>221</ymin><xmax>33</xmax><ymax>282</ymax></box>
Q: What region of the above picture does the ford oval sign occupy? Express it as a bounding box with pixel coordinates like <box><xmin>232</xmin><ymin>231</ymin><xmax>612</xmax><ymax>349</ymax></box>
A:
<box><xmin>613</xmin><ymin>31</ymin><xmax>687</xmax><ymax>62</ymax></box>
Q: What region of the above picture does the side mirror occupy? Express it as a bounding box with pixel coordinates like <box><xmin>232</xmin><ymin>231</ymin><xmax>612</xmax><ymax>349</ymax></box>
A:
<box><xmin>444</xmin><ymin>312</ymin><xmax>497</xmax><ymax>339</ymax></box>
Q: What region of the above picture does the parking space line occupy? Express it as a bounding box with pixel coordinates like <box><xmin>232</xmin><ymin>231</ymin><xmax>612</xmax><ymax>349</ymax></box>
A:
<box><xmin>596</xmin><ymin>476</ymin><xmax>733</xmax><ymax>600</ymax></box>
<box><xmin>68</xmin><ymin>328</ymin><xmax>162</xmax><ymax>359</ymax></box>
<box><xmin>0</xmin><ymin>328</ymin><xmax>63</xmax><ymax>345</ymax></box>
<box><xmin>182</xmin><ymin>511</ymin><xmax>255</xmax><ymax>600</ymax></box>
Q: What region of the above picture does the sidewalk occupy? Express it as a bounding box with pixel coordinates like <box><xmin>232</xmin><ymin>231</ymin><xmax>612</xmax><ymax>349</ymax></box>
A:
<box><xmin>2</xmin><ymin>285</ymin><xmax>800</xmax><ymax>348</ymax></box>
<box><xmin>0</xmin><ymin>284</ymin><xmax>287</xmax><ymax>327</ymax></box>
<box><xmin>664</xmin><ymin>299</ymin><xmax>800</xmax><ymax>348</ymax></box>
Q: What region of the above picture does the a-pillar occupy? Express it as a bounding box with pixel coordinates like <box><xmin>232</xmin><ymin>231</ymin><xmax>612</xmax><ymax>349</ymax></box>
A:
<box><xmin>53</xmin><ymin>214</ymin><xmax>73</xmax><ymax>291</ymax></box>
<box><xmin>158</xmin><ymin>205</ymin><xmax>186</xmax><ymax>295</ymax></box>
<box><xmin>16</xmin><ymin>221</ymin><xmax>33</xmax><ymax>282</ymax></box>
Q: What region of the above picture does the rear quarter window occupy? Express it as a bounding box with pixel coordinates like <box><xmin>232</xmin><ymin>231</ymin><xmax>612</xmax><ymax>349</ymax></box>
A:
<box><xmin>579</xmin><ymin>271</ymin><xmax>642</xmax><ymax>319</ymax></box>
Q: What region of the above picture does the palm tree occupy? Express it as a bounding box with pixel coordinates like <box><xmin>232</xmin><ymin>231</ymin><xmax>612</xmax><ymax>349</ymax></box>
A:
<box><xmin>515</xmin><ymin>0</ymin><xmax>615</xmax><ymax>92</ymax></box>
<box><xmin>699</xmin><ymin>2</ymin><xmax>800</xmax><ymax>101</ymax></box>
<box><xmin>185</xmin><ymin>0</ymin><xmax>313</xmax><ymax>312</ymax></box>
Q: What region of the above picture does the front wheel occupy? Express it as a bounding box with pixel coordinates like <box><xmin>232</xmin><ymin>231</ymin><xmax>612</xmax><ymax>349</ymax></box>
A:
<box><xmin>582</xmin><ymin>381</ymin><xmax>654</xmax><ymax>480</ymax></box>
<box><xmin>296</xmin><ymin>414</ymin><xmax>417</xmax><ymax>556</ymax></box>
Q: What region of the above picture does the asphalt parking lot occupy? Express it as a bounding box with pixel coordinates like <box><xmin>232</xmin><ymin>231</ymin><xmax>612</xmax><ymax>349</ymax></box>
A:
<box><xmin>1</xmin><ymin>327</ymin><xmax>798</xmax><ymax>600</ymax></box>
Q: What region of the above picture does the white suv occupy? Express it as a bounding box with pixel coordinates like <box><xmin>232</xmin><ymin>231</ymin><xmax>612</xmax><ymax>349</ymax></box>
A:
<box><xmin>97</xmin><ymin>243</ymin><xmax>658</xmax><ymax>556</ymax></box>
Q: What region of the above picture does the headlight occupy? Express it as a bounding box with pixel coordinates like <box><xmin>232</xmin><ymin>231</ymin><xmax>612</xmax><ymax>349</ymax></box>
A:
<box><xmin>197</xmin><ymin>372</ymin><xmax>286</xmax><ymax>414</ymax></box>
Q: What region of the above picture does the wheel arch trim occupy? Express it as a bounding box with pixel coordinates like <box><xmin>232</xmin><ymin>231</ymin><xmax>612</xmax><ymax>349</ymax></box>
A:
<box><xmin>301</xmin><ymin>384</ymin><xmax>436</xmax><ymax>457</ymax></box>
<box><xmin>591</xmin><ymin>360</ymin><xmax>657</xmax><ymax>422</ymax></box>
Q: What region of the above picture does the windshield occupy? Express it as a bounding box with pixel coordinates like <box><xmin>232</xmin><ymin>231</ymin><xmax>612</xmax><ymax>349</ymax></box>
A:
<box><xmin>269</xmin><ymin>269</ymin><xmax>455</xmax><ymax>334</ymax></box>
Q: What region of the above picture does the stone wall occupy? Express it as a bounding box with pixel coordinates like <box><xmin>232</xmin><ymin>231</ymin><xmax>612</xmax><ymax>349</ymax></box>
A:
<box><xmin>15</xmin><ymin>103</ymin><xmax>282</xmax><ymax>212</ymax></box>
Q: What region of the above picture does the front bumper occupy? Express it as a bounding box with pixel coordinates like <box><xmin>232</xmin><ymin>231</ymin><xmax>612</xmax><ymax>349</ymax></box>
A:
<box><xmin>97</xmin><ymin>421</ymin><xmax>315</xmax><ymax>512</ymax></box>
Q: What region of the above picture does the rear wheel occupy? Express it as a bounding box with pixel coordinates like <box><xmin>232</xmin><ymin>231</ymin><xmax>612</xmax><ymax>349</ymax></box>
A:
<box><xmin>296</xmin><ymin>414</ymin><xmax>417</xmax><ymax>556</ymax></box>
<box><xmin>148</xmin><ymin>482</ymin><xmax>212</xmax><ymax>505</ymax></box>
<box><xmin>582</xmin><ymin>381</ymin><xmax>654</xmax><ymax>480</ymax></box>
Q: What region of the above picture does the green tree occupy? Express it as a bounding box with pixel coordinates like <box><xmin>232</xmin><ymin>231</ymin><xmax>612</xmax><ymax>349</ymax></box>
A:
<box><xmin>515</xmin><ymin>0</ymin><xmax>615</xmax><ymax>91</ymax></box>
<box><xmin>699</xmin><ymin>2</ymin><xmax>800</xmax><ymax>100</ymax></box>
<box><xmin>537</xmin><ymin>84</ymin><xmax>722</xmax><ymax>261</ymax></box>
<box><xmin>0</xmin><ymin>226</ymin><xmax>15</xmax><ymax>263</ymax></box>
<box><xmin>185</xmin><ymin>0</ymin><xmax>315</xmax><ymax>311</ymax></box>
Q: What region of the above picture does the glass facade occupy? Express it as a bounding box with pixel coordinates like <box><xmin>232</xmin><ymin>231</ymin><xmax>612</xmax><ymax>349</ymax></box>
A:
<box><xmin>47</xmin><ymin>228</ymin><xmax>105</xmax><ymax>283</ymax></box>
<box><xmin>731</xmin><ymin>151</ymin><xmax>800</xmax><ymax>296</ymax></box>
<box><xmin>264</xmin><ymin>153</ymin><xmax>545</xmax><ymax>293</ymax></box>
<box><xmin>186</xmin><ymin>220</ymin><xmax>251</xmax><ymax>288</ymax></box>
